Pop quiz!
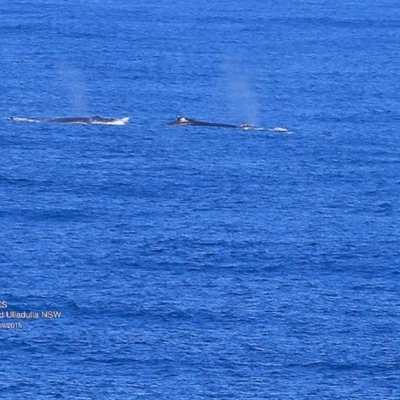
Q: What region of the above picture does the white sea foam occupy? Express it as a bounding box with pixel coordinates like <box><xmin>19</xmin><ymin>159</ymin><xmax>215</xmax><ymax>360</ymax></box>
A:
<box><xmin>268</xmin><ymin>127</ymin><xmax>290</xmax><ymax>133</ymax></box>
<box><xmin>91</xmin><ymin>117</ymin><xmax>130</xmax><ymax>126</ymax></box>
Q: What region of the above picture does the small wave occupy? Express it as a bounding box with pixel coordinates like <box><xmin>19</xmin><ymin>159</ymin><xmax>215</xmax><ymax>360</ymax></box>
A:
<box><xmin>90</xmin><ymin>117</ymin><xmax>130</xmax><ymax>126</ymax></box>
<box><xmin>268</xmin><ymin>126</ymin><xmax>291</xmax><ymax>133</ymax></box>
<box><xmin>7</xmin><ymin>117</ymin><xmax>39</xmax><ymax>123</ymax></box>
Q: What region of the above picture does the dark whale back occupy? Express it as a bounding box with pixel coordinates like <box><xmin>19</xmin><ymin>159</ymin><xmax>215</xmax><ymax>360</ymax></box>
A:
<box><xmin>167</xmin><ymin>116</ymin><xmax>238</xmax><ymax>128</ymax></box>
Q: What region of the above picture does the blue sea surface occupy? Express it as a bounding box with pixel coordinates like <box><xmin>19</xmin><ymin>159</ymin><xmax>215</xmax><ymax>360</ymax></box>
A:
<box><xmin>1</xmin><ymin>0</ymin><xmax>400</xmax><ymax>398</ymax></box>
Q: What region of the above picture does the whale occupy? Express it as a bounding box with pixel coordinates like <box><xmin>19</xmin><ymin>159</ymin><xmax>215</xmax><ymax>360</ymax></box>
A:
<box><xmin>167</xmin><ymin>116</ymin><xmax>238</xmax><ymax>128</ymax></box>
<box><xmin>8</xmin><ymin>116</ymin><xmax>130</xmax><ymax>126</ymax></box>
<box><xmin>167</xmin><ymin>116</ymin><xmax>263</xmax><ymax>130</ymax></box>
<box><xmin>167</xmin><ymin>116</ymin><xmax>291</xmax><ymax>132</ymax></box>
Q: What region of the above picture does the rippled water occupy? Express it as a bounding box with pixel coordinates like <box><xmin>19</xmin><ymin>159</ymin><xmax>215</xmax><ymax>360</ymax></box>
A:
<box><xmin>1</xmin><ymin>0</ymin><xmax>400</xmax><ymax>398</ymax></box>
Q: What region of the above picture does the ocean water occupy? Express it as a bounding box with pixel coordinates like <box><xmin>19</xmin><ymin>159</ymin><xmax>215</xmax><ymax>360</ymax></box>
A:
<box><xmin>1</xmin><ymin>0</ymin><xmax>400</xmax><ymax>398</ymax></box>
